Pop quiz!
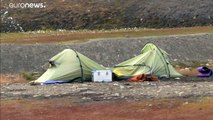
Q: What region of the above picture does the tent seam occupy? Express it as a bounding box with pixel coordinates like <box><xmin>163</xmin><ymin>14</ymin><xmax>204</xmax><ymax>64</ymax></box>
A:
<box><xmin>73</xmin><ymin>50</ymin><xmax>84</xmax><ymax>82</ymax></box>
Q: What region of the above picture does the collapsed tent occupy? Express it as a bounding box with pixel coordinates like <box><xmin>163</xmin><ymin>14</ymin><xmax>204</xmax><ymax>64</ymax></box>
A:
<box><xmin>113</xmin><ymin>43</ymin><xmax>182</xmax><ymax>78</ymax></box>
<box><xmin>33</xmin><ymin>49</ymin><xmax>106</xmax><ymax>84</ymax></box>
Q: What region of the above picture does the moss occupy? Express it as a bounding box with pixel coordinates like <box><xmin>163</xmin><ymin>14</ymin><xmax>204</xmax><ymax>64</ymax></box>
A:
<box><xmin>21</xmin><ymin>72</ymin><xmax>40</xmax><ymax>81</ymax></box>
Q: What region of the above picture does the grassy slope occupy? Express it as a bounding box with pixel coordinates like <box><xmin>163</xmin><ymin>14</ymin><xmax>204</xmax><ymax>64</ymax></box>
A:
<box><xmin>1</xmin><ymin>0</ymin><xmax>213</xmax><ymax>32</ymax></box>
<box><xmin>1</xmin><ymin>26</ymin><xmax>213</xmax><ymax>44</ymax></box>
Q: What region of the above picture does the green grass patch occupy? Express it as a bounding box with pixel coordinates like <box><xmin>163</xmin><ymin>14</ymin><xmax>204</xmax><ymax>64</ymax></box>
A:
<box><xmin>21</xmin><ymin>72</ymin><xmax>41</xmax><ymax>81</ymax></box>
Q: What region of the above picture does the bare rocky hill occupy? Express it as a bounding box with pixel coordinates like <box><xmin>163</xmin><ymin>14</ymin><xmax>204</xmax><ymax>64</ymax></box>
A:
<box><xmin>1</xmin><ymin>0</ymin><xmax>213</xmax><ymax>32</ymax></box>
<box><xmin>1</xmin><ymin>34</ymin><xmax>213</xmax><ymax>73</ymax></box>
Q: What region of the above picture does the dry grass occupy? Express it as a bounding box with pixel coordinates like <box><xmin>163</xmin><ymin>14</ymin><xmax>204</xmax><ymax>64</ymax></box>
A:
<box><xmin>177</xmin><ymin>68</ymin><xmax>200</xmax><ymax>77</ymax></box>
<box><xmin>1</xmin><ymin>26</ymin><xmax>213</xmax><ymax>44</ymax></box>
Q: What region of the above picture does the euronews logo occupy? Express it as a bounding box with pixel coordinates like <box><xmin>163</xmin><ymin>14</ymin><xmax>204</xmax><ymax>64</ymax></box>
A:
<box><xmin>9</xmin><ymin>2</ymin><xmax>46</xmax><ymax>9</ymax></box>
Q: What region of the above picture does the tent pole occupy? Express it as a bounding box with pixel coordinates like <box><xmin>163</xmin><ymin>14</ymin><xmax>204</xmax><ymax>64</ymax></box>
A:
<box><xmin>73</xmin><ymin>50</ymin><xmax>84</xmax><ymax>82</ymax></box>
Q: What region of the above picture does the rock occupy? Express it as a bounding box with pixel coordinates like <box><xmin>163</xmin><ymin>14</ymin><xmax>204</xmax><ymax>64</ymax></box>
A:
<box><xmin>174</xmin><ymin>59</ymin><xmax>178</xmax><ymax>61</ymax></box>
<box><xmin>78</xmin><ymin>88</ymin><xmax>89</xmax><ymax>92</ymax></box>
<box><xmin>112</xmin><ymin>93</ymin><xmax>120</xmax><ymax>97</ymax></box>
<box><xmin>113</xmin><ymin>83</ymin><xmax>119</xmax><ymax>86</ymax></box>
<box><xmin>44</xmin><ymin>95</ymin><xmax>51</xmax><ymax>97</ymax></box>
<box><xmin>120</xmin><ymin>85</ymin><xmax>125</xmax><ymax>89</ymax></box>
<box><xmin>33</xmin><ymin>95</ymin><xmax>40</xmax><ymax>97</ymax></box>
<box><xmin>127</xmin><ymin>86</ymin><xmax>133</xmax><ymax>89</ymax></box>
<box><xmin>82</xmin><ymin>97</ymin><xmax>91</xmax><ymax>100</ymax></box>
<box><xmin>178</xmin><ymin>92</ymin><xmax>184</xmax><ymax>96</ymax></box>
<box><xmin>157</xmin><ymin>89</ymin><xmax>162</xmax><ymax>93</ymax></box>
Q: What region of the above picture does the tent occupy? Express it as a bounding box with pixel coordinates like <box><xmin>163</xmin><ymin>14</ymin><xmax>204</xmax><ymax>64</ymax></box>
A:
<box><xmin>33</xmin><ymin>49</ymin><xmax>106</xmax><ymax>84</ymax></box>
<box><xmin>113</xmin><ymin>43</ymin><xmax>182</xmax><ymax>78</ymax></box>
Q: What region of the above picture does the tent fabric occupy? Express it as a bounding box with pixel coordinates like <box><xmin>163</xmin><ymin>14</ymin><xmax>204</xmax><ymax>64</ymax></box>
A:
<box><xmin>34</xmin><ymin>49</ymin><xmax>106</xmax><ymax>83</ymax></box>
<box><xmin>113</xmin><ymin>43</ymin><xmax>182</xmax><ymax>78</ymax></box>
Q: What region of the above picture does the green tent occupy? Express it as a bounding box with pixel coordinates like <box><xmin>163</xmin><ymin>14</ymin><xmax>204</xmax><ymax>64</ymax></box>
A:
<box><xmin>34</xmin><ymin>49</ymin><xmax>106</xmax><ymax>84</ymax></box>
<box><xmin>113</xmin><ymin>43</ymin><xmax>182</xmax><ymax>78</ymax></box>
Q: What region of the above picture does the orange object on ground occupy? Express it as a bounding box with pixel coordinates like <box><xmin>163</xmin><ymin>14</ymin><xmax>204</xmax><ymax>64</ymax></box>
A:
<box><xmin>128</xmin><ymin>74</ymin><xmax>159</xmax><ymax>82</ymax></box>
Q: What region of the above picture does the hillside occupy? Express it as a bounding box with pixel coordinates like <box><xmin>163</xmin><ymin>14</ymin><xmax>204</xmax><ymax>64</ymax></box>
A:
<box><xmin>1</xmin><ymin>0</ymin><xmax>213</xmax><ymax>32</ymax></box>
<box><xmin>1</xmin><ymin>34</ymin><xmax>213</xmax><ymax>73</ymax></box>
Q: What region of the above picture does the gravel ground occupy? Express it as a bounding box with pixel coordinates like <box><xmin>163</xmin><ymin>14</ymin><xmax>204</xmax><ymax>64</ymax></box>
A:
<box><xmin>1</xmin><ymin>77</ymin><xmax>213</xmax><ymax>102</ymax></box>
<box><xmin>1</xmin><ymin>34</ymin><xmax>213</xmax><ymax>73</ymax></box>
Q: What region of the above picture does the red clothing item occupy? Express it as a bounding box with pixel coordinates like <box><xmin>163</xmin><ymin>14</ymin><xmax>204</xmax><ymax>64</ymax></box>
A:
<box><xmin>128</xmin><ymin>74</ymin><xmax>159</xmax><ymax>82</ymax></box>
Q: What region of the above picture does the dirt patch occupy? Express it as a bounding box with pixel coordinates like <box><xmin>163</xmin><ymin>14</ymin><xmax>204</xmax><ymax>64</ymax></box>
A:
<box><xmin>0</xmin><ymin>74</ymin><xmax>26</xmax><ymax>84</ymax></box>
<box><xmin>177</xmin><ymin>68</ymin><xmax>200</xmax><ymax>76</ymax></box>
<box><xmin>1</xmin><ymin>98</ymin><xmax>213</xmax><ymax>120</ymax></box>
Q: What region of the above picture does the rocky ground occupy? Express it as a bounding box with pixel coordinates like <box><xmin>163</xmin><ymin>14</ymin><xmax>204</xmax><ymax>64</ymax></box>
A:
<box><xmin>1</xmin><ymin>77</ymin><xmax>213</xmax><ymax>102</ymax></box>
